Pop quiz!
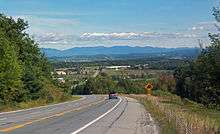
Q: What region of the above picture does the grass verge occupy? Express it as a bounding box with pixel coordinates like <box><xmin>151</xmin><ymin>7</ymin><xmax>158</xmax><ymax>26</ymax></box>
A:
<box><xmin>130</xmin><ymin>94</ymin><xmax>177</xmax><ymax>134</ymax></box>
<box><xmin>129</xmin><ymin>91</ymin><xmax>220</xmax><ymax>134</ymax></box>
<box><xmin>0</xmin><ymin>96</ymin><xmax>81</xmax><ymax>112</ymax></box>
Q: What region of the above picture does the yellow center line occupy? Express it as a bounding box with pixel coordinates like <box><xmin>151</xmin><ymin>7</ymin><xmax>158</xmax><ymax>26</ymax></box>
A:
<box><xmin>0</xmin><ymin>98</ymin><xmax>105</xmax><ymax>133</ymax></box>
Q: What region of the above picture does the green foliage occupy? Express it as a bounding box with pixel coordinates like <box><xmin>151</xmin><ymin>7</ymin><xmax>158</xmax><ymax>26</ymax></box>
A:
<box><xmin>213</xmin><ymin>7</ymin><xmax>220</xmax><ymax>22</ymax></box>
<box><xmin>174</xmin><ymin>39</ymin><xmax>220</xmax><ymax>108</ymax></box>
<box><xmin>173</xmin><ymin>8</ymin><xmax>220</xmax><ymax>109</ymax></box>
<box><xmin>72</xmin><ymin>74</ymin><xmax>145</xmax><ymax>95</ymax></box>
<box><xmin>73</xmin><ymin>75</ymin><xmax>117</xmax><ymax>95</ymax></box>
<box><xmin>154</xmin><ymin>74</ymin><xmax>176</xmax><ymax>93</ymax></box>
<box><xmin>0</xmin><ymin>32</ymin><xmax>23</xmax><ymax>104</ymax></box>
<box><xmin>117</xmin><ymin>78</ymin><xmax>145</xmax><ymax>94</ymax></box>
<box><xmin>136</xmin><ymin>96</ymin><xmax>177</xmax><ymax>134</ymax></box>
<box><xmin>0</xmin><ymin>14</ymin><xmax>68</xmax><ymax>107</ymax></box>
<box><xmin>152</xmin><ymin>90</ymin><xmax>174</xmax><ymax>97</ymax></box>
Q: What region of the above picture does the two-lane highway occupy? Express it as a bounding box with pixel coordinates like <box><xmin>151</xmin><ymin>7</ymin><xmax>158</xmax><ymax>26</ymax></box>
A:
<box><xmin>0</xmin><ymin>95</ymin><xmax>158</xmax><ymax>134</ymax></box>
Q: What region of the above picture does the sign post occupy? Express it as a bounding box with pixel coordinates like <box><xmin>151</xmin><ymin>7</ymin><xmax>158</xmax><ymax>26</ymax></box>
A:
<box><xmin>145</xmin><ymin>83</ymin><xmax>153</xmax><ymax>95</ymax></box>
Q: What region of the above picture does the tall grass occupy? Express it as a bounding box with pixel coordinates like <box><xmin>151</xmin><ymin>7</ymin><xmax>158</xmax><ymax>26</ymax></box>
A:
<box><xmin>130</xmin><ymin>93</ymin><xmax>220</xmax><ymax>134</ymax></box>
<box><xmin>138</xmin><ymin>96</ymin><xmax>177</xmax><ymax>133</ymax></box>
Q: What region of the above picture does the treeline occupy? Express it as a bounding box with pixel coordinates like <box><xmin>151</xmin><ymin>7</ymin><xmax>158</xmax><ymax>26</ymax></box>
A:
<box><xmin>72</xmin><ymin>73</ymin><xmax>145</xmax><ymax>95</ymax></box>
<box><xmin>0</xmin><ymin>14</ymin><xmax>68</xmax><ymax>106</ymax></box>
<box><xmin>174</xmin><ymin>35</ymin><xmax>220</xmax><ymax>108</ymax></box>
<box><xmin>173</xmin><ymin>9</ymin><xmax>220</xmax><ymax>109</ymax></box>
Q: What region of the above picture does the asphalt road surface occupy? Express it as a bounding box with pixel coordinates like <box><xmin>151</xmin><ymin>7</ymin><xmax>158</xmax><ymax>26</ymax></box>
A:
<box><xmin>0</xmin><ymin>95</ymin><xmax>158</xmax><ymax>134</ymax></box>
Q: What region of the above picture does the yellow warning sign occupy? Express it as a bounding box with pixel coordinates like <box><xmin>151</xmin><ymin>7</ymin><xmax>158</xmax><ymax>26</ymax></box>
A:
<box><xmin>145</xmin><ymin>83</ymin><xmax>153</xmax><ymax>90</ymax></box>
<box><xmin>145</xmin><ymin>83</ymin><xmax>153</xmax><ymax>95</ymax></box>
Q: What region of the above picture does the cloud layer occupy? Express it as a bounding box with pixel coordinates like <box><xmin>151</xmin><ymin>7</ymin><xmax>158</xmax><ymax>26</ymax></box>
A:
<box><xmin>20</xmin><ymin>17</ymin><xmax>217</xmax><ymax>49</ymax></box>
<box><xmin>79</xmin><ymin>32</ymin><xmax>198</xmax><ymax>41</ymax></box>
<box><xmin>32</xmin><ymin>27</ymin><xmax>214</xmax><ymax>49</ymax></box>
<box><xmin>4</xmin><ymin>0</ymin><xmax>217</xmax><ymax>50</ymax></box>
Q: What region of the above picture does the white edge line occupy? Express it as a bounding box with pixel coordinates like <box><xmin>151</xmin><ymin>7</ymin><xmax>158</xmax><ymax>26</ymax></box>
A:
<box><xmin>71</xmin><ymin>97</ymin><xmax>122</xmax><ymax>134</ymax></box>
<box><xmin>0</xmin><ymin>96</ymin><xmax>86</xmax><ymax>115</ymax></box>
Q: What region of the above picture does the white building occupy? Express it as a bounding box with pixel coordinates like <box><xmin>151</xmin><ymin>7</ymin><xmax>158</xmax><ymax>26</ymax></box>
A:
<box><xmin>57</xmin><ymin>78</ymin><xmax>65</xmax><ymax>83</ymax></box>
<box><xmin>106</xmin><ymin>66</ymin><xmax>130</xmax><ymax>70</ymax></box>
<box><xmin>56</xmin><ymin>70</ymin><xmax>67</xmax><ymax>75</ymax></box>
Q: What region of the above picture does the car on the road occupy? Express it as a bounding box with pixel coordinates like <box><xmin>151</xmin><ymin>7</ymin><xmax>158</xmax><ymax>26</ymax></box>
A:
<box><xmin>108</xmin><ymin>91</ymin><xmax>118</xmax><ymax>99</ymax></box>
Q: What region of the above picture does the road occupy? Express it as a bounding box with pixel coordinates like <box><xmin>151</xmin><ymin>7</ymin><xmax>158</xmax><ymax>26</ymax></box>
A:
<box><xmin>0</xmin><ymin>95</ymin><xmax>158</xmax><ymax>134</ymax></box>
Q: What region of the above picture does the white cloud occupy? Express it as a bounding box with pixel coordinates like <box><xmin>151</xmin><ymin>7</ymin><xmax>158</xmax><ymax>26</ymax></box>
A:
<box><xmin>79</xmin><ymin>32</ymin><xmax>198</xmax><ymax>41</ymax></box>
<box><xmin>189</xmin><ymin>21</ymin><xmax>219</xmax><ymax>32</ymax></box>
<box><xmin>191</xmin><ymin>26</ymin><xmax>204</xmax><ymax>30</ymax></box>
<box><xmin>12</xmin><ymin>15</ymin><xmax>215</xmax><ymax>49</ymax></box>
<box><xmin>80</xmin><ymin>32</ymin><xmax>143</xmax><ymax>40</ymax></box>
<box><xmin>33</xmin><ymin>33</ymin><xmax>76</xmax><ymax>45</ymax></box>
<box><xmin>32</xmin><ymin>30</ymin><xmax>211</xmax><ymax>50</ymax></box>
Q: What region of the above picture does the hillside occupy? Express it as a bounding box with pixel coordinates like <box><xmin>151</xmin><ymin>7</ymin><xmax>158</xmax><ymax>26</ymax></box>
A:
<box><xmin>0</xmin><ymin>14</ymin><xmax>73</xmax><ymax>110</ymax></box>
<box><xmin>41</xmin><ymin>46</ymin><xmax>199</xmax><ymax>60</ymax></box>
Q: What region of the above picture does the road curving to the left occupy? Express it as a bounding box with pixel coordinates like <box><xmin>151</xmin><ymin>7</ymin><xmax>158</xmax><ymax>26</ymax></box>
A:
<box><xmin>0</xmin><ymin>95</ymin><xmax>106</xmax><ymax>133</ymax></box>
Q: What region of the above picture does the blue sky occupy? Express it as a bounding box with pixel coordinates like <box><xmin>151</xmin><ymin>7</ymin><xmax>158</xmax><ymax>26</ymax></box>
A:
<box><xmin>0</xmin><ymin>0</ymin><xmax>219</xmax><ymax>49</ymax></box>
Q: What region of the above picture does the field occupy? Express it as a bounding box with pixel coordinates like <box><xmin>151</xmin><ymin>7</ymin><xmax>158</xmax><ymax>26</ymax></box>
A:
<box><xmin>102</xmin><ymin>68</ymin><xmax>172</xmax><ymax>79</ymax></box>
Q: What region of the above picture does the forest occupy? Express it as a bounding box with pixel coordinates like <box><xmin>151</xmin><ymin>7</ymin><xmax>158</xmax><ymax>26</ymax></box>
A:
<box><xmin>0</xmin><ymin>14</ymin><xmax>71</xmax><ymax>108</ymax></box>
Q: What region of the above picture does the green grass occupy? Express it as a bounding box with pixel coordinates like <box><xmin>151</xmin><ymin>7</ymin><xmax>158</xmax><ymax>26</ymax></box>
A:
<box><xmin>130</xmin><ymin>91</ymin><xmax>220</xmax><ymax>134</ymax></box>
<box><xmin>0</xmin><ymin>96</ymin><xmax>81</xmax><ymax>112</ymax></box>
<box><xmin>152</xmin><ymin>90</ymin><xmax>220</xmax><ymax>126</ymax></box>
<box><xmin>137</xmin><ymin>97</ymin><xmax>177</xmax><ymax>134</ymax></box>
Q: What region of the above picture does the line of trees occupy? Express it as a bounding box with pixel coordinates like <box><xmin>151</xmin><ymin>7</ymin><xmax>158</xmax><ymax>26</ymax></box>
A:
<box><xmin>72</xmin><ymin>74</ymin><xmax>145</xmax><ymax>95</ymax></box>
<box><xmin>0</xmin><ymin>14</ymin><xmax>68</xmax><ymax>106</ymax></box>
<box><xmin>174</xmin><ymin>9</ymin><xmax>220</xmax><ymax>109</ymax></box>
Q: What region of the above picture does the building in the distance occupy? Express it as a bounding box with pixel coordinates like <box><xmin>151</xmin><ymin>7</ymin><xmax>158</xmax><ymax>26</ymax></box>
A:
<box><xmin>105</xmin><ymin>66</ymin><xmax>130</xmax><ymax>70</ymax></box>
<box><xmin>55</xmin><ymin>68</ymin><xmax>78</xmax><ymax>75</ymax></box>
<box><xmin>57</xmin><ymin>78</ymin><xmax>65</xmax><ymax>83</ymax></box>
<box><xmin>55</xmin><ymin>70</ymin><xmax>67</xmax><ymax>75</ymax></box>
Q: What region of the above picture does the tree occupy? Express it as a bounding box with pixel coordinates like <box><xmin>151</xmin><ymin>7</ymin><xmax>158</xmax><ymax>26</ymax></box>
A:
<box><xmin>174</xmin><ymin>8</ymin><xmax>220</xmax><ymax>108</ymax></box>
<box><xmin>0</xmin><ymin>14</ymin><xmax>53</xmax><ymax>101</ymax></box>
<box><xmin>0</xmin><ymin>32</ymin><xmax>23</xmax><ymax>104</ymax></box>
<box><xmin>0</xmin><ymin>13</ymin><xmax>64</xmax><ymax>106</ymax></box>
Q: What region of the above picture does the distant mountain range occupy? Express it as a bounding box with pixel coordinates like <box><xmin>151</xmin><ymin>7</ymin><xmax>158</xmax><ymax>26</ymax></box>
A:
<box><xmin>41</xmin><ymin>46</ymin><xmax>199</xmax><ymax>59</ymax></box>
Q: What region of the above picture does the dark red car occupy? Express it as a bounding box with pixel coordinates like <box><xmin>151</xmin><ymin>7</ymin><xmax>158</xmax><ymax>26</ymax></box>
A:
<box><xmin>108</xmin><ymin>91</ymin><xmax>118</xmax><ymax>99</ymax></box>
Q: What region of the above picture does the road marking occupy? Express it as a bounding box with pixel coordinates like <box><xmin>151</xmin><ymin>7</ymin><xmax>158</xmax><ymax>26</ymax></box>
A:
<box><xmin>0</xmin><ymin>97</ymin><xmax>106</xmax><ymax>132</ymax></box>
<box><xmin>0</xmin><ymin>118</ymin><xmax>7</xmax><ymax>121</ymax></box>
<box><xmin>0</xmin><ymin>96</ymin><xmax>85</xmax><ymax>115</ymax></box>
<box><xmin>0</xmin><ymin>113</ymin><xmax>58</xmax><ymax>132</ymax></box>
<box><xmin>0</xmin><ymin>121</ymin><xmax>35</xmax><ymax>132</ymax></box>
<box><xmin>71</xmin><ymin>97</ymin><xmax>122</xmax><ymax>134</ymax></box>
<box><xmin>55</xmin><ymin>112</ymin><xmax>65</xmax><ymax>116</ymax></box>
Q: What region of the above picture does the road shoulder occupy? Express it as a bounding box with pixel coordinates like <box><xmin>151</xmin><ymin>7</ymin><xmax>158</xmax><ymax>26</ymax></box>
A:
<box><xmin>80</xmin><ymin>97</ymin><xmax>159</xmax><ymax>134</ymax></box>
